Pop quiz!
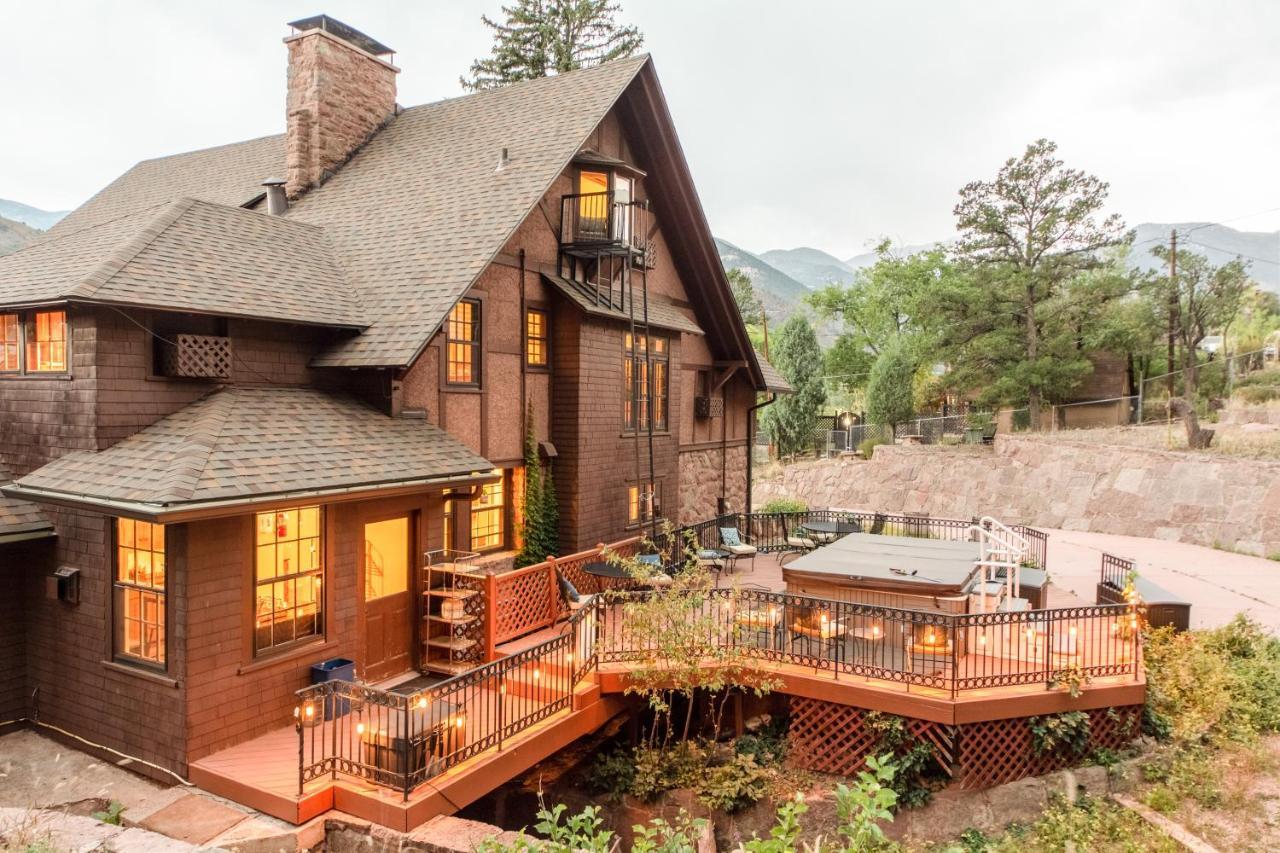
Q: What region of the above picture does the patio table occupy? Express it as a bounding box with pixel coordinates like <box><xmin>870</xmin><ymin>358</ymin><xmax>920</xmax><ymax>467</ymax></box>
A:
<box><xmin>799</xmin><ymin>520</ymin><xmax>861</xmax><ymax>543</ymax></box>
<box><xmin>581</xmin><ymin>561</ymin><xmax>634</xmax><ymax>593</ymax></box>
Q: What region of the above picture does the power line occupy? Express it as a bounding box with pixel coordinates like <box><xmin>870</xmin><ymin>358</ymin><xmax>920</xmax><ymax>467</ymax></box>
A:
<box><xmin>1180</xmin><ymin>237</ymin><xmax>1279</xmax><ymax>267</ymax></box>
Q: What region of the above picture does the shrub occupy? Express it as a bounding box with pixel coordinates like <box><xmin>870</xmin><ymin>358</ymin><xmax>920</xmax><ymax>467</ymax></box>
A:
<box><xmin>698</xmin><ymin>752</ymin><xmax>772</xmax><ymax>813</ymax></box>
<box><xmin>758</xmin><ymin>497</ymin><xmax>807</xmax><ymax>514</ymax></box>
<box><xmin>1234</xmin><ymin>367</ymin><xmax>1280</xmax><ymax>389</ymax></box>
<box><xmin>585</xmin><ymin>748</ymin><xmax>636</xmax><ymax>801</ymax></box>
<box><xmin>1143</xmin><ymin>616</ymin><xmax>1280</xmax><ymax>745</ymax></box>
<box><xmin>1235</xmin><ymin>384</ymin><xmax>1280</xmax><ymax>404</ymax></box>
<box><xmin>860</xmin><ymin>437</ymin><xmax>889</xmax><ymax>459</ymax></box>
<box><xmin>1028</xmin><ymin>711</ymin><xmax>1091</xmax><ymax>757</ymax></box>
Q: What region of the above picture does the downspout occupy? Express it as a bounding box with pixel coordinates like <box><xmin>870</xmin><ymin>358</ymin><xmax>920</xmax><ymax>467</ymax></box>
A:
<box><xmin>745</xmin><ymin>392</ymin><xmax>778</xmax><ymax>516</ymax></box>
<box><xmin>519</xmin><ymin>248</ymin><xmax>527</xmax><ymax>428</ymax></box>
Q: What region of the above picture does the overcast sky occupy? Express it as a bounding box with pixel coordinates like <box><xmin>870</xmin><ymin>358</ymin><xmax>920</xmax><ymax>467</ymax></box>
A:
<box><xmin>3</xmin><ymin>1</ymin><xmax>1278</xmax><ymax>258</ymax></box>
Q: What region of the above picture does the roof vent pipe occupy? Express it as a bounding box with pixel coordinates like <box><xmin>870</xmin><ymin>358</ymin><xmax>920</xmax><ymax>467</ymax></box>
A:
<box><xmin>496</xmin><ymin>147</ymin><xmax>510</xmax><ymax>171</ymax></box>
<box><xmin>262</xmin><ymin>178</ymin><xmax>289</xmax><ymax>215</ymax></box>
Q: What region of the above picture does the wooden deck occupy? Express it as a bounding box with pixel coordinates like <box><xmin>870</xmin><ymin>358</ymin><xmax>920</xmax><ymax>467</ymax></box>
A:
<box><xmin>189</xmin><ymin>678</ymin><xmax>624</xmax><ymax>830</ymax></box>
<box><xmin>188</xmin><ymin>554</ymin><xmax>1141</xmax><ymax>831</ymax></box>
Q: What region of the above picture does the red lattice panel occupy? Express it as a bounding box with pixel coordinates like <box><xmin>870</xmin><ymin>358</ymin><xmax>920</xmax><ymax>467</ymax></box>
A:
<box><xmin>786</xmin><ymin>697</ymin><xmax>955</xmax><ymax>778</ymax></box>
<box><xmin>957</xmin><ymin>704</ymin><xmax>1142</xmax><ymax>790</ymax></box>
<box><xmin>494</xmin><ymin>567</ymin><xmax>557</xmax><ymax>642</ymax></box>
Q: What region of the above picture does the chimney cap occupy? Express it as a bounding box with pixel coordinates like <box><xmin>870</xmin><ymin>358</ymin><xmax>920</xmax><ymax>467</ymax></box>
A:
<box><xmin>261</xmin><ymin>177</ymin><xmax>287</xmax><ymax>188</ymax></box>
<box><xmin>287</xmin><ymin>15</ymin><xmax>394</xmax><ymax>57</ymax></box>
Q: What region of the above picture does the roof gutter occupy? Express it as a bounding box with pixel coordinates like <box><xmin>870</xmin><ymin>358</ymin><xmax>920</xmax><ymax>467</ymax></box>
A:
<box><xmin>2</xmin><ymin>469</ymin><xmax>501</xmax><ymax>525</ymax></box>
<box><xmin>0</xmin><ymin>528</ymin><xmax>56</xmax><ymax>545</ymax></box>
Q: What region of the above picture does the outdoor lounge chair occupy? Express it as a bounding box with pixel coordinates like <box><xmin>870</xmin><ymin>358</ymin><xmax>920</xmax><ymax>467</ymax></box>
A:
<box><xmin>719</xmin><ymin>526</ymin><xmax>757</xmax><ymax>572</ymax></box>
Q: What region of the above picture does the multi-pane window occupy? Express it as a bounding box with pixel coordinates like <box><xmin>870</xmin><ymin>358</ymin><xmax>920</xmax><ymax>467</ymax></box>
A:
<box><xmin>471</xmin><ymin>473</ymin><xmax>505</xmax><ymax>551</ymax></box>
<box><xmin>526</xmin><ymin>309</ymin><xmax>548</xmax><ymax>367</ymax></box>
<box><xmin>443</xmin><ymin>495</ymin><xmax>455</xmax><ymax>553</ymax></box>
<box><xmin>0</xmin><ymin>314</ymin><xmax>18</xmax><ymax>372</ymax></box>
<box><xmin>651</xmin><ymin>337</ymin><xmax>668</xmax><ymax>431</ymax></box>
<box><xmin>26</xmin><ymin>310</ymin><xmax>67</xmax><ymax>373</ymax></box>
<box><xmin>627</xmin><ymin>482</ymin><xmax>661</xmax><ymax>526</ymax></box>
<box><xmin>624</xmin><ymin>333</ymin><xmax>667</xmax><ymax>431</ymax></box>
<box><xmin>446</xmin><ymin>300</ymin><xmax>480</xmax><ymax>385</ymax></box>
<box><xmin>254</xmin><ymin>507</ymin><xmax>324</xmax><ymax>654</ymax></box>
<box><xmin>114</xmin><ymin>519</ymin><xmax>166</xmax><ymax>667</ymax></box>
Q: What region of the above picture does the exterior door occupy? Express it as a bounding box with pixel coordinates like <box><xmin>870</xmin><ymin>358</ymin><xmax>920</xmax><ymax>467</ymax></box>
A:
<box><xmin>363</xmin><ymin>516</ymin><xmax>414</xmax><ymax>682</ymax></box>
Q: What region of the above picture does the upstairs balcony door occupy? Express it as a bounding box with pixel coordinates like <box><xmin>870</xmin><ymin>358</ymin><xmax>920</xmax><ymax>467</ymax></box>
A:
<box><xmin>363</xmin><ymin>515</ymin><xmax>414</xmax><ymax>682</ymax></box>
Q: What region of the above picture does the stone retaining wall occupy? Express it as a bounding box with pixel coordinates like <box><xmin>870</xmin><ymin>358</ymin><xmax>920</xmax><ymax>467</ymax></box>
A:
<box><xmin>754</xmin><ymin>434</ymin><xmax>1280</xmax><ymax>556</ymax></box>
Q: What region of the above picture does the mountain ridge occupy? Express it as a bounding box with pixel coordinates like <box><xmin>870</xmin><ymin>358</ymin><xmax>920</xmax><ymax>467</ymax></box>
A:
<box><xmin>0</xmin><ymin>199</ymin><xmax>68</xmax><ymax>231</ymax></box>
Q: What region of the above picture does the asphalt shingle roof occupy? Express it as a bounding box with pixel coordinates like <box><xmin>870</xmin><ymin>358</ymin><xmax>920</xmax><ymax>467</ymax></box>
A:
<box><xmin>290</xmin><ymin>56</ymin><xmax>650</xmax><ymax>367</ymax></box>
<box><xmin>48</xmin><ymin>135</ymin><xmax>285</xmax><ymax>237</ymax></box>
<box><xmin>0</xmin><ymin>199</ymin><xmax>363</xmax><ymax>328</ymax></box>
<box><xmin>755</xmin><ymin>351</ymin><xmax>794</xmax><ymax>394</ymax></box>
<box><xmin>6</xmin><ymin>387</ymin><xmax>495</xmax><ymax>514</ymax></box>
<box><xmin>0</xmin><ymin>461</ymin><xmax>53</xmax><ymax>540</ymax></box>
<box><xmin>541</xmin><ymin>272</ymin><xmax>704</xmax><ymax>336</ymax></box>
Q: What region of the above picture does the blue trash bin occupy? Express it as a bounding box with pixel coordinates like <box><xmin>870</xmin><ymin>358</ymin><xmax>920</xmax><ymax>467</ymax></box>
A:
<box><xmin>311</xmin><ymin>657</ymin><xmax>356</xmax><ymax>720</ymax></box>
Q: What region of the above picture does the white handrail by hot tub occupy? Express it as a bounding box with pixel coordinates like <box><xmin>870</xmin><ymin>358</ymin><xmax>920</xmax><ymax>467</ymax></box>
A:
<box><xmin>970</xmin><ymin>517</ymin><xmax>1029</xmax><ymax>612</ymax></box>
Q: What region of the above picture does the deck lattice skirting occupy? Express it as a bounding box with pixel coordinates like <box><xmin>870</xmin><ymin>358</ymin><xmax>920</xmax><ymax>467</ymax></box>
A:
<box><xmin>786</xmin><ymin>697</ymin><xmax>1142</xmax><ymax>789</ymax></box>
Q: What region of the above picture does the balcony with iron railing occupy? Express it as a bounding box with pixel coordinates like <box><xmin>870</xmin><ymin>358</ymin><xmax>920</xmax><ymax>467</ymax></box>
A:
<box><xmin>559</xmin><ymin>191</ymin><xmax>648</xmax><ymax>259</ymax></box>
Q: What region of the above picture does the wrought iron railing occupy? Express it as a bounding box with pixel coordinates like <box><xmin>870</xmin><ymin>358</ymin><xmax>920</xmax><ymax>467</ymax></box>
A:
<box><xmin>1100</xmin><ymin>553</ymin><xmax>1134</xmax><ymax>592</ymax></box>
<box><xmin>295</xmin><ymin>609</ymin><xmax>592</xmax><ymax>799</ymax></box>
<box><xmin>597</xmin><ymin>588</ymin><xmax>1141</xmax><ymax>698</ymax></box>
<box><xmin>560</xmin><ymin>191</ymin><xmax>646</xmax><ymax>254</ymax></box>
<box><xmin>658</xmin><ymin>510</ymin><xmax>1047</xmax><ymax>570</ymax></box>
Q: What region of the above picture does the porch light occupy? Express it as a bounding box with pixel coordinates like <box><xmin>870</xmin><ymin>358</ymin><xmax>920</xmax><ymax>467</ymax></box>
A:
<box><xmin>532</xmin><ymin>668</ymin><xmax>541</xmax><ymax>681</ymax></box>
<box><xmin>566</xmin><ymin>653</ymin><xmax>574</xmax><ymax>665</ymax></box>
<box><xmin>356</xmin><ymin>722</ymin><xmax>366</xmax><ymax>736</ymax></box>
<box><xmin>1026</xmin><ymin>628</ymin><xmax>1036</xmax><ymax>642</ymax></box>
<box><xmin>977</xmin><ymin>633</ymin><xmax>987</xmax><ymax>647</ymax></box>
<box><xmin>454</xmin><ymin>714</ymin><xmax>465</xmax><ymax>729</ymax></box>
<box><xmin>871</xmin><ymin>625</ymin><xmax>881</xmax><ymax>638</ymax></box>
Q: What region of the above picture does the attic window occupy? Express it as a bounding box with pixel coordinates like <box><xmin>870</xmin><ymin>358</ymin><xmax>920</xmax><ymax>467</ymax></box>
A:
<box><xmin>0</xmin><ymin>310</ymin><xmax>68</xmax><ymax>375</ymax></box>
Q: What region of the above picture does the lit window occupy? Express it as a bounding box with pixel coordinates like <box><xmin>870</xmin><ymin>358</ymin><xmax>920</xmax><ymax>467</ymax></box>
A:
<box><xmin>0</xmin><ymin>314</ymin><xmax>18</xmax><ymax>372</ymax></box>
<box><xmin>446</xmin><ymin>300</ymin><xmax>480</xmax><ymax>385</ymax></box>
<box><xmin>526</xmin><ymin>309</ymin><xmax>548</xmax><ymax>367</ymax></box>
<box><xmin>443</xmin><ymin>496</ymin><xmax>455</xmax><ymax>552</ymax></box>
<box><xmin>624</xmin><ymin>334</ymin><xmax>666</xmax><ymax>431</ymax></box>
<box><xmin>26</xmin><ymin>310</ymin><xmax>67</xmax><ymax>372</ymax></box>
<box><xmin>627</xmin><ymin>483</ymin><xmax>661</xmax><ymax>526</ymax></box>
<box><xmin>652</xmin><ymin>338</ymin><xmax>668</xmax><ymax>431</ymax></box>
<box><xmin>471</xmin><ymin>473</ymin><xmax>505</xmax><ymax>551</ymax></box>
<box><xmin>114</xmin><ymin>519</ymin><xmax>166</xmax><ymax>667</ymax></box>
<box><xmin>254</xmin><ymin>507</ymin><xmax>324</xmax><ymax>654</ymax></box>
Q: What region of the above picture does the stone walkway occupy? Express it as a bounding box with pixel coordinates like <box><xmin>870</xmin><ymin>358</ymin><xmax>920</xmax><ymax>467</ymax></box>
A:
<box><xmin>1040</xmin><ymin>528</ymin><xmax>1280</xmax><ymax>632</ymax></box>
<box><xmin>0</xmin><ymin>728</ymin><xmax>323</xmax><ymax>851</ymax></box>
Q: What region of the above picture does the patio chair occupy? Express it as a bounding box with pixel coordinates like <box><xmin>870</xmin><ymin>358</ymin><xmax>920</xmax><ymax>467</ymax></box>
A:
<box><xmin>981</xmin><ymin>423</ymin><xmax>998</xmax><ymax>445</ymax></box>
<box><xmin>780</xmin><ymin>529</ymin><xmax>817</xmax><ymax>566</ymax></box>
<box><xmin>719</xmin><ymin>526</ymin><xmax>757</xmax><ymax>572</ymax></box>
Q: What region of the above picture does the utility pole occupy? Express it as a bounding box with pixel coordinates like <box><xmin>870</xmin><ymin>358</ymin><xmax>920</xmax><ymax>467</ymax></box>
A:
<box><xmin>1166</xmin><ymin>229</ymin><xmax>1177</xmax><ymax>396</ymax></box>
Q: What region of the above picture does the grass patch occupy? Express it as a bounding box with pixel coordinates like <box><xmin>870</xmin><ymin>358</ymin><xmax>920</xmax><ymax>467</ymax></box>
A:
<box><xmin>935</xmin><ymin>795</ymin><xmax>1180</xmax><ymax>852</ymax></box>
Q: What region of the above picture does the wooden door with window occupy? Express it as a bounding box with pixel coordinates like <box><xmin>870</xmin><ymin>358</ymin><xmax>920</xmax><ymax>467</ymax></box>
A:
<box><xmin>363</xmin><ymin>516</ymin><xmax>414</xmax><ymax>682</ymax></box>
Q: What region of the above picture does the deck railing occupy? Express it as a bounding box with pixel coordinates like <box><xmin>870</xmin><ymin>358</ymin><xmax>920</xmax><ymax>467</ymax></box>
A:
<box><xmin>296</xmin><ymin>585</ymin><xmax>1139</xmax><ymax>799</ymax></box>
<box><xmin>559</xmin><ymin>191</ymin><xmax>647</xmax><ymax>255</ymax></box>
<box><xmin>662</xmin><ymin>510</ymin><xmax>1047</xmax><ymax>570</ymax></box>
<box><xmin>296</xmin><ymin>598</ymin><xmax>599</xmax><ymax>799</ymax></box>
<box><xmin>597</xmin><ymin>588</ymin><xmax>1141</xmax><ymax>698</ymax></box>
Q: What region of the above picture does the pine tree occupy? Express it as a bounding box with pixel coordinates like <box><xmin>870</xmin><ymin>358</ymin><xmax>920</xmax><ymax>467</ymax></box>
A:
<box><xmin>462</xmin><ymin>0</ymin><xmax>644</xmax><ymax>92</ymax></box>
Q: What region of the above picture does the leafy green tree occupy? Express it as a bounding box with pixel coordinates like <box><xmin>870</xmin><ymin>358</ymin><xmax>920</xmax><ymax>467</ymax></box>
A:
<box><xmin>462</xmin><ymin>0</ymin><xmax>644</xmax><ymax>91</ymax></box>
<box><xmin>808</xmin><ymin>240</ymin><xmax>952</xmax><ymax>359</ymax></box>
<box><xmin>865</xmin><ymin>339</ymin><xmax>916</xmax><ymax>432</ymax></box>
<box><xmin>823</xmin><ymin>332</ymin><xmax>873</xmax><ymax>409</ymax></box>
<box><xmin>759</xmin><ymin>315</ymin><xmax>826</xmax><ymax>456</ymax></box>
<box><xmin>514</xmin><ymin>404</ymin><xmax>559</xmax><ymax>567</ymax></box>
<box><xmin>1149</xmin><ymin>245</ymin><xmax>1251</xmax><ymax>400</ymax></box>
<box><xmin>947</xmin><ymin>138</ymin><xmax>1129</xmax><ymax>428</ymax></box>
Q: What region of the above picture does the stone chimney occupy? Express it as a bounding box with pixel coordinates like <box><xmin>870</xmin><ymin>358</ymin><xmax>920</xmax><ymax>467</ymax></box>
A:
<box><xmin>284</xmin><ymin>15</ymin><xmax>399</xmax><ymax>197</ymax></box>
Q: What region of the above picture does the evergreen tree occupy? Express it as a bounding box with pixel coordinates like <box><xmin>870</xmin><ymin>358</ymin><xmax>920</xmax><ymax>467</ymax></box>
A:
<box><xmin>759</xmin><ymin>315</ymin><xmax>826</xmax><ymax>457</ymax></box>
<box><xmin>514</xmin><ymin>404</ymin><xmax>559</xmax><ymax>567</ymax></box>
<box><xmin>865</xmin><ymin>339</ymin><xmax>916</xmax><ymax>433</ymax></box>
<box><xmin>462</xmin><ymin>0</ymin><xmax>644</xmax><ymax>92</ymax></box>
<box><xmin>947</xmin><ymin>138</ymin><xmax>1129</xmax><ymax>428</ymax></box>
